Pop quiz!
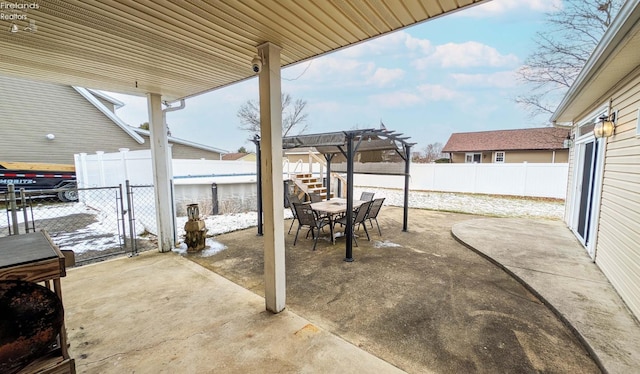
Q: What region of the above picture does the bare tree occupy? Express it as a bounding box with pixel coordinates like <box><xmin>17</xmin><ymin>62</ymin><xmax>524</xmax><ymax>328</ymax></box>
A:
<box><xmin>412</xmin><ymin>142</ymin><xmax>444</xmax><ymax>163</ymax></box>
<box><xmin>237</xmin><ymin>93</ymin><xmax>309</xmax><ymax>137</ymax></box>
<box><xmin>424</xmin><ymin>142</ymin><xmax>444</xmax><ymax>162</ymax></box>
<box><xmin>515</xmin><ymin>0</ymin><xmax>623</xmax><ymax>120</ymax></box>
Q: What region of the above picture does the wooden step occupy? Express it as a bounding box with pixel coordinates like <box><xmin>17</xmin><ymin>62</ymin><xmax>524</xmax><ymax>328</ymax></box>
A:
<box><xmin>308</xmin><ymin>187</ymin><xmax>326</xmax><ymax>193</ymax></box>
<box><xmin>299</xmin><ymin>177</ymin><xmax>320</xmax><ymax>183</ymax></box>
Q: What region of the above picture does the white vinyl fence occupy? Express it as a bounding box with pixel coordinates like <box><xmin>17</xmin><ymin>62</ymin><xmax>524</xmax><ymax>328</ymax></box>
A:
<box><xmin>75</xmin><ymin>149</ymin><xmax>258</xmax><ymax>214</ymax></box>
<box><xmin>355</xmin><ymin>162</ymin><xmax>568</xmax><ymax>199</ymax></box>
<box><xmin>75</xmin><ymin>150</ymin><xmax>569</xmax><ymax>216</ymax></box>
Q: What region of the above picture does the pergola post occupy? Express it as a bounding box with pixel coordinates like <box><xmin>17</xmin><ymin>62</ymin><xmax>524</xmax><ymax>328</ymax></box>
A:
<box><xmin>251</xmin><ymin>135</ymin><xmax>263</xmax><ymax>236</ymax></box>
<box><xmin>147</xmin><ymin>93</ymin><xmax>174</xmax><ymax>252</ymax></box>
<box><xmin>258</xmin><ymin>42</ymin><xmax>286</xmax><ymax>313</ymax></box>
<box><xmin>403</xmin><ymin>144</ymin><xmax>412</xmax><ymax>232</ymax></box>
<box><xmin>324</xmin><ymin>154</ymin><xmax>333</xmax><ymax>200</ymax></box>
<box><xmin>344</xmin><ymin>133</ymin><xmax>355</xmax><ymax>262</ymax></box>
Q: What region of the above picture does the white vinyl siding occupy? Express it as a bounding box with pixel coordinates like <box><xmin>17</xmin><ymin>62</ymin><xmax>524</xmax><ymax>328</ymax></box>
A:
<box><xmin>0</xmin><ymin>76</ymin><xmax>222</xmax><ymax>164</ymax></box>
<box><xmin>594</xmin><ymin>73</ymin><xmax>640</xmax><ymax>320</ymax></box>
<box><xmin>0</xmin><ymin>76</ymin><xmax>148</xmax><ymax>164</ymax></box>
<box><xmin>564</xmin><ymin>127</ymin><xmax>577</xmax><ymax>223</ymax></box>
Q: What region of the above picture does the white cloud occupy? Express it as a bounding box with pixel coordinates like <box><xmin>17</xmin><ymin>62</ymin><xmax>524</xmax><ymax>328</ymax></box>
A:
<box><xmin>458</xmin><ymin>0</ymin><xmax>562</xmax><ymax>17</ymax></box>
<box><xmin>413</xmin><ymin>41</ymin><xmax>519</xmax><ymax>69</ymax></box>
<box><xmin>404</xmin><ymin>34</ymin><xmax>432</xmax><ymax>54</ymax></box>
<box><xmin>370</xmin><ymin>91</ymin><xmax>422</xmax><ymax>108</ymax></box>
<box><xmin>367</xmin><ymin>68</ymin><xmax>405</xmax><ymax>87</ymax></box>
<box><xmin>450</xmin><ymin>71</ymin><xmax>518</xmax><ymax>88</ymax></box>
<box><xmin>285</xmin><ymin>55</ymin><xmax>376</xmax><ymax>85</ymax></box>
<box><xmin>416</xmin><ymin>84</ymin><xmax>460</xmax><ymax>101</ymax></box>
<box><xmin>369</xmin><ymin>84</ymin><xmax>464</xmax><ymax>108</ymax></box>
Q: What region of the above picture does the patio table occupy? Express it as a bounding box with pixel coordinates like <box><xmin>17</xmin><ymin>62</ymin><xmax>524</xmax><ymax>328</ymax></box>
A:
<box><xmin>310</xmin><ymin>198</ymin><xmax>365</xmax><ymax>244</ymax></box>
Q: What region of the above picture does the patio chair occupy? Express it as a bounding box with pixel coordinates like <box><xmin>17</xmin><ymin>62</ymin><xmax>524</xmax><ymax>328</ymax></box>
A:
<box><xmin>365</xmin><ymin>198</ymin><xmax>385</xmax><ymax>236</ymax></box>
<box><xmin>359</xmin><ymin>191</ymin><xmax>375</xmax><ymax>201</ymax></box>
<box><xmin>309</xmin><ymin>192</ymin><xmax>323</xmax><ymax>203</ymax></box>
<box><xmin>335</xmin><ymin>200</ymin><xmax>372</xmax><ymax>246</ymax></box>
<box><xmin>287</xmin><ymin>194</ymin><xmax>303</xmax><ymax>234</ymax></box>
<box><xmin>292</xmin><ymin>202</ymin><xmax>331</xmax><ymax>250</ymax></box>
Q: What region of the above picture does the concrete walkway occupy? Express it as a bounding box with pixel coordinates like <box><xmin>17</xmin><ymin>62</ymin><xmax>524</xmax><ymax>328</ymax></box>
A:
<box><xmin>62</xmin><ymin>252</ymin><xmax>404</xmax><ymax>373</ymax></box>
<box><xmin>452</xmin><ymin>218</ymin><xmax>640</xmax><ymax>374</ymax></box>
<box><xmin>59</xmin><ymin>214</ymin><xmax>640</xmax><ymax>373</ymax></box>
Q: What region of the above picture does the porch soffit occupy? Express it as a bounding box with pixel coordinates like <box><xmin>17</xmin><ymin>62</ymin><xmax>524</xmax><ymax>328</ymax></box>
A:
<box><xmin>0</xmin><ymin>0</ymin><xmax>486</xmax><ymax>101</ymax></box>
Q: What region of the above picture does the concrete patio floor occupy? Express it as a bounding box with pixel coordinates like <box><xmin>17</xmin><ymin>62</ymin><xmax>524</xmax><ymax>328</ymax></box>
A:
<box><xmin>60</xmin><ymin>207</ymin><xmax>640</xmax><ymax>373</ymax></box>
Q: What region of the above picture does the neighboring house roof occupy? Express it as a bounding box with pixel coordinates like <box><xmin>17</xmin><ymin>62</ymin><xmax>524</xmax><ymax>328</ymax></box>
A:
<box><xmin>130</xmin><ymin>127</ymin><xmax>229</xmax><ymax>154</ymax></box>
<box><xmin>87</xmin><ymin>89</ymin><xmax>125</xmax><ymax>109</ymax></box>
<box><xmin>73</xmin><ymin>86</ymin><xmax>145</xmax><ymax>144</ymax></box>
<box><xmin>76</xmin><ymin>86</ymin><xmax>229</xmax><ymax>154</ymax></box>
<box><xmin>551</xmin><ymin>1</ymin><xmax>640</xmax><ymax>123</ymax></box>
<box><xmin>442</xmin><ymin>127</ymin><xmax>569</xmax><ymax>152</ymax></box>
<box><xmin>221</xmin><ymin>152</ymin><xmax>254</xmax><ymax>160</ymax></box>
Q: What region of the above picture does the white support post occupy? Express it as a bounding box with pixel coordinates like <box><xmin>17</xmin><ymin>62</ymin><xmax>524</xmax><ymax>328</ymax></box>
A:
<box><xmin>147</xmin><ymin>93</ymin><xmax>175</xmax><ymax>253</ymax></box>
<box><xmin>258</xmin><ymin>42</ymin><xmax>286</xmax><ymax>313</ymax></box>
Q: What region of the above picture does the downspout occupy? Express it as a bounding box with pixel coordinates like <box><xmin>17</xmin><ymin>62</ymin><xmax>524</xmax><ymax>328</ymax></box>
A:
<box><xmin>163</xmin><ymin>99</ymin><xmax>186</xmax><ymax>119</ymax></box>
<box><xmin>162</xmin><ymin>99</ymin><xmax>186</xmax><ymax>246</ymax></box>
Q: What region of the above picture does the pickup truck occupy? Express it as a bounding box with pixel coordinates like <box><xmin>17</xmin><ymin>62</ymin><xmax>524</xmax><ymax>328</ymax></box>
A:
<box><xmin>0</xmin><ymin>161</ymin><xmax>78</xmax><ymax>202</ymax></box>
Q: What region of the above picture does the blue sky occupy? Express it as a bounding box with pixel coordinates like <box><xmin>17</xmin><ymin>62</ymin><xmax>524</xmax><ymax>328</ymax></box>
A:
<box><xmin>105</xmin><ymin>0</ymin><xmax>562</xmax><ymax>154</ymax></box>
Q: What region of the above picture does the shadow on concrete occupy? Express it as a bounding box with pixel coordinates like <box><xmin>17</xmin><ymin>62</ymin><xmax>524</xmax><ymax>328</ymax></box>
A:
<box><xmin>188</xmin><ymin>207</ymin><xmax>602</xmax><ymax>373</ymax></box>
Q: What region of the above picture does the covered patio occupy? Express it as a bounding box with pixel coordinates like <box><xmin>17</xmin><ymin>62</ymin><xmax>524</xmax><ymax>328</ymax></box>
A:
<box><xmin>61</xmin><ymin>206</ymin><xmax>640</xmax><ymax>373</ymax></box>
<box><xmin>0</xmin><ymin>0</ymin><xmax>490</xmax><ymax>313</ymax></box>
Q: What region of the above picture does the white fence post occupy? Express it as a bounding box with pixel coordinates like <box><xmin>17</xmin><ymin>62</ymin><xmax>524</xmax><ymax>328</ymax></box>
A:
<box><xmin>521</xmin><ymin>162</ymin><xmax>528</xmax><ymax>196</ymax></box>
<box><xmin>96</xmin><ymin>151</ymin><xmax>106</xmax><ymax>187</ymax></box>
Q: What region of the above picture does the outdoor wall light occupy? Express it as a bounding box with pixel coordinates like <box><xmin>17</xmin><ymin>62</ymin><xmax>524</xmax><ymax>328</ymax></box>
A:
<box><xmin>594</xmin><ymin>113</ymin><xmax>616</xmax><ymax>138</ymax></box>
<box><xmin>45</xmin><ymin>133</ymin><xmax>55</xmax><ymax>140</ymax></box>
<box><xmin>563</xmin><ymin>132</ymin><xmax>574</xmax><ymax>148</ymax></box>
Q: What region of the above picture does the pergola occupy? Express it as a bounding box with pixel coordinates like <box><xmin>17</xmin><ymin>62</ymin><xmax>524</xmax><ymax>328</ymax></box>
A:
<box><xmin>0</xmin><ymin>0</ymin><xmax>488</xmax><ymax>313</ymax></box>
<box><xmin>257</xmin><ymin>129</ymin><xmax>415</xmax><ymax>261</ymax></box>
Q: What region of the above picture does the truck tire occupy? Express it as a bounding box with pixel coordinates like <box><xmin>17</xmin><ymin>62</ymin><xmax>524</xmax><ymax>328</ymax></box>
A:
<box><xmin>57</xmin><ymin>189</ymin><xmax>78</xmax><ymax>202</ymax></box>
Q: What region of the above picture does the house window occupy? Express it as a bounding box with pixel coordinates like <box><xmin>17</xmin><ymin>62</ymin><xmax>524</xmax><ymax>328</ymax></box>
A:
<box><xmin>465</xmin><ymin>153</ymin><xmax>481</xmax><ymax>163</ymax></box>
<box><xmin>494</xmin><ymin>151</ymin><xmax>505</xmax><ymax>163</ymax></box>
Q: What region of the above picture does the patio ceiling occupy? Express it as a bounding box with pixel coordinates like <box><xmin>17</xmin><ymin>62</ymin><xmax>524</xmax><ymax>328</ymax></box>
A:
<box><xmin>0</xmin><ymin>0</ymin><xmax>487</xmax><ymax>102</ymax></box>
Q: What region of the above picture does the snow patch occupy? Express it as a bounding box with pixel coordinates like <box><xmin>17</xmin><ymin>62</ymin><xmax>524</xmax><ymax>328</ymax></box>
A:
<box><xmin>172</xmin><ymin>238</ymin><xmax>227</xmax><ymax>257</ymax></box>
<box><xmin>374</xmin><ymin>240</ymin><xmax>402</xmax><ymax>248</ymax></box>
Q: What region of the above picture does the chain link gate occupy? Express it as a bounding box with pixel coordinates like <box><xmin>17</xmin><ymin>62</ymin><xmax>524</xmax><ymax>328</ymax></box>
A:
<box><xmin>1</xmin><ymin>181</ymin><xmax>173</xmax><ymax>264</ymax></box>
<box><xmin>1</xmin><ymin>185</ymin><xmax>130</xmax><ymax>265</ymax></box>
<box><xmin>125</xmin><ymin>181</ymin><xmax>159</xmax><ymax>256</ymax></box>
